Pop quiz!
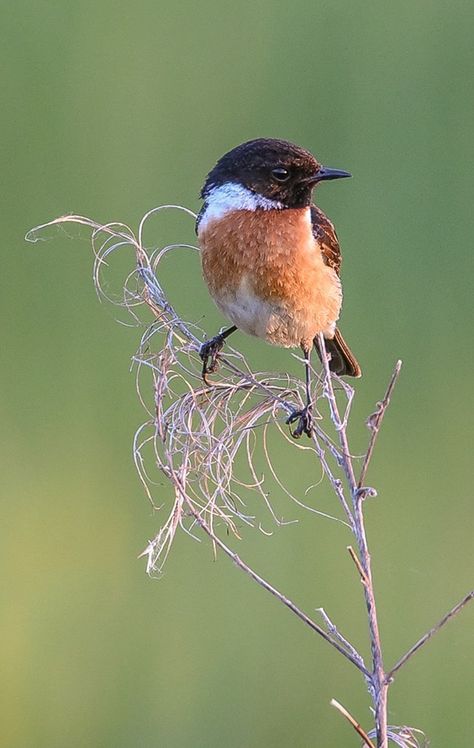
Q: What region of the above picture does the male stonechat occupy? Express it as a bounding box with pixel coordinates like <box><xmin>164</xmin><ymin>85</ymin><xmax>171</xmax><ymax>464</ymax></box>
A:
<box><xmin>196</xmin><ymin>138</ymin><xmax>361</xmax><ymax>437</ymax></box>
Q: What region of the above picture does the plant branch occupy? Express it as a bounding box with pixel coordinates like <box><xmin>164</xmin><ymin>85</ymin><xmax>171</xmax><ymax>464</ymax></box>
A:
<box><xmin>330</xmin><ymin>698</ymin><xmax>376</xmax><ymax>748</ymax></box>
<box><xmin>318</xmin><ymin>334</ymin><xmax>389</xmax><ymax>747</ymax></box>
<box><xmin>166</xmin><ymin>471</ymin><xmax>371</xmax><ymax>679</ymax></box>
<box><xmin>347</xmin><ymin>545</ymin><xmax>370</xmax><ymax>586</ymax></box>
<box><xmin>358</xmin><ymin>360</ymin><xmax>402</xmax><ymax>489</ymax></box>
<box><xmin>317</xmin><ymin>608</ymin><xmax>368</xmax><ymax>673</ymax></box>
<box><xmin>387</xmin><ymin>589</ymin><xmax>474</xmax><ymax>682</ymax></box>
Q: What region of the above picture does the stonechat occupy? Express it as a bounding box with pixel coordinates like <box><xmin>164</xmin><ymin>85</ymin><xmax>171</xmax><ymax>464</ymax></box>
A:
<box><xmin>196</xmin><ymin>138</ymin><xmax>361</xmax><ymax>437</ymax></box>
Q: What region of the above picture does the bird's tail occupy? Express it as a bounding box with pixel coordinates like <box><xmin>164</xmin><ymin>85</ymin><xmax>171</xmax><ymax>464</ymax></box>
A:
<box><xmin>314</xmin><ymin>328</ymin><xmax>362</xmax><ymax>378</ymax></box>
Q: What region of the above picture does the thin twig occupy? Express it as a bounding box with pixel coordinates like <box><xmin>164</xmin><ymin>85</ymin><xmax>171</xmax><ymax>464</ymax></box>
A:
<box><xmin>310</xmin><ymin>430</ymin><xmax>355</xmax><ymax>528</ymax></box>
<box><xmin>168</xmin><ymin>472</ymin><xmax>370</xmax><ymax>678</ymax></box>
<box><xmin>387</xmin><ymin>589</ymin><xmax>474</xmax><ymax>682</ymax></box>
<box><xmin>317</xmin><ymin>608</ymin><xmax>368</xmax><ymax>677</ymax></box>
<box><xmin>330</xmin><ymin>698</ymin><xmax>376</xmax><ymax>748</ymax></box>
<box><xmin>317</xmin><ymin>335</ymin><xmax>358</xmax><ymax>490</ymax></box>
<box><xmin>318</xmin><ymin>334</ymin><xmax>388</xmax><ymax>747</ymax></box>
<box><xmin>358</xmin><ymin>360</ymin><xmax>402</xmax><ymax>489</ymax></box>
<box><xmin>347</xmin><ymin>545</ymin><xmax>370</xmax><ymax>586</ymax></box>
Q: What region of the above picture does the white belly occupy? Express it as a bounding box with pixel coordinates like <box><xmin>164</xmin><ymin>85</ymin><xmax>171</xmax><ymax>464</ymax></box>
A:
<box><xmin>214</xmin><ymin>275</ymin><xmax>338</xmax><ymax>348</ymax></box>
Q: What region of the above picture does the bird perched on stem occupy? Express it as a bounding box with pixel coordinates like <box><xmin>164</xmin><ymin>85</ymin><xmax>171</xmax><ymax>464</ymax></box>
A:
<box><xmin>196</xmin><ymin>138</ymin><xmax>361</xmax><ymax>437</ymax></box>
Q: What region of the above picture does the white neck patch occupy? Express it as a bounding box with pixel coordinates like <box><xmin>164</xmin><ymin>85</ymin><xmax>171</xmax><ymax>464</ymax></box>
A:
<box><xmin>198</xmin><ymin>182</ymin><xmax>284</xmax><ymax>232</ymax></box>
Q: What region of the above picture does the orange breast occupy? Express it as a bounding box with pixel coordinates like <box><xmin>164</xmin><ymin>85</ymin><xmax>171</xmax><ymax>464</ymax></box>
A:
<box><xmin>198</xmin><ymin>208</ymin><xmax>342</xmax><ymax>347</ymax></box>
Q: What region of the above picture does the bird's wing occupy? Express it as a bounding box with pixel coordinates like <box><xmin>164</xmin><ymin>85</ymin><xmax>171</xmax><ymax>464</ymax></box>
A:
<box><xmin>310</xmin><ymin>204</ymin><xmax>342</xmax><ymax>276</ymax></box>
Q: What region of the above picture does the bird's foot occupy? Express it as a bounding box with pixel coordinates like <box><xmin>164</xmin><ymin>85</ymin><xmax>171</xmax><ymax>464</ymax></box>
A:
<box><xmin>199</xmin><ymin>334</ymin><xmax>225</xmax><ymax>384</ymax></box>
<box><xmin>286</xmin><ymin>405</ymin><xmax>313</xmax><ymax>439</ymax></box>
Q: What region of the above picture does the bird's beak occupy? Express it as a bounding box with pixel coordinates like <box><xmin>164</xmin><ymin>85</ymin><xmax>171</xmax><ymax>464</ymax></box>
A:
<box><xmin>305</xmin><ymin>167</ymin><xmax>352</xmax><ymax>185</ymax></box>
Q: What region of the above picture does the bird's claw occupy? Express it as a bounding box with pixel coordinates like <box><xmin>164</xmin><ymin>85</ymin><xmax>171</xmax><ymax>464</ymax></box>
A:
<box><xmin>199</xmin><ymin>334</ymin><xmax>225</xmax><ymax>383</ymax></box>
<box><xmin>287</xmin><ymin>406</ymin><xmax>313</xmax><ymax>438</ymax></box>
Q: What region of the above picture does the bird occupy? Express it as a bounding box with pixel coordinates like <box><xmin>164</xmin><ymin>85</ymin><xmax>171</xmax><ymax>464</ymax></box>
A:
<box><xmin>196</xmin><ymin>138</ymin><xmax>361</xmax><ymax>437</ymax></box>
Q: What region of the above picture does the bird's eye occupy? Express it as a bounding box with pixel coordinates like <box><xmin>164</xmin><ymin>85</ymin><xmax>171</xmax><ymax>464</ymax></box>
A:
<box><xmin>271</xmin><ymin>167</ymin><xmax>290</xmax><ymax>182</ymax></box>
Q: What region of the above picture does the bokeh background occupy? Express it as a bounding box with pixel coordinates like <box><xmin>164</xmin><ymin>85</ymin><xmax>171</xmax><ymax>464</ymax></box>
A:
<box><xmin>2</xmin><ymin>1</ymin><xmax>473</xmax><ymax>746</ymax></box>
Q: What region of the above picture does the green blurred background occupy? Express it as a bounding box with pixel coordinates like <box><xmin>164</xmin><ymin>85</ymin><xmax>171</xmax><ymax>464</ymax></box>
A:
<box><xmin>2</xmin><ymin>1</ymin><xmax>473</xmax><ymax>745</ymax></box>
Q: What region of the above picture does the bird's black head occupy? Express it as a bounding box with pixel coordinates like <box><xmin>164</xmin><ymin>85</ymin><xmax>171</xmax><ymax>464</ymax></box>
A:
<box><xmin>201</xmin><ymin>138</ymin><xmax>351</xmax><ymax>209</ymax></box>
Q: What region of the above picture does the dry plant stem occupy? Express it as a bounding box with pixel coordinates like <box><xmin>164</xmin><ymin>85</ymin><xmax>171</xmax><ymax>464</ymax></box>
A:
<box><xmin>358</xmin><ymin>360</ymin><xmax>402</xmax><ymax>490</ymax></box>
<box><xmin>168</xmin><ymin>472</ymin><xmax>370</xmax><ymax>678</ymax></box>
<box><xmin>317</xmin><ymin>608</ymin><xmax>367</xmax><ymax>672</ymax></box>
<box><xmin>387</xmin><ymin>589</ymin><xmax>474</xmax><ymax>682</ymax></box>
<box><xmin>330</xmin><ymin>699</ymin><xmax>376</xmax><ymax>748</ymax></box>
<box><xmin>318</xmin><ymin>334</ymin><xmax>388</xmax><ymax>748</ymax></box>
<box><xmin>347</xmin><ymin>544</ymin><xmax>370</xmax><ymax>586</ymax></box>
